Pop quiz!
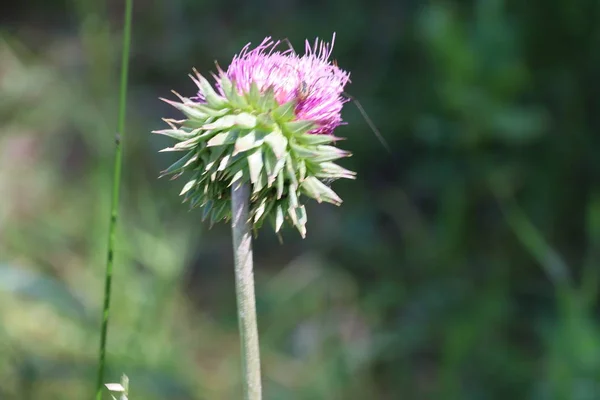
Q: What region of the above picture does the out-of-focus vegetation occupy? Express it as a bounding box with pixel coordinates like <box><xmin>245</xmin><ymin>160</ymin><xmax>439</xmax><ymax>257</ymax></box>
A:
<box><xmin>2</xmin><ymin>0</ymin><xmax>600</xmax><ymax>398</ymax></box>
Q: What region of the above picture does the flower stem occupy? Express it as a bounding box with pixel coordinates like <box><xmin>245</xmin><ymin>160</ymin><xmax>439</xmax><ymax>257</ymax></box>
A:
<box><xmin>95</xmin><ymin>0</ymin><xmax>133</xmax><ymax>398</ymax></box>
<box><xmin>231</xmin><ymin>182</ymin><xmax>262</xmax><ymax>400</ymax></box>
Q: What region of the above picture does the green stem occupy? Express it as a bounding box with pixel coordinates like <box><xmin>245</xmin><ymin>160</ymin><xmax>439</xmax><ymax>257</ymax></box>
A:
<box><xmin>95</xmin><ymin>0</ymin><xmax>133</xmax><ymax>398</ymax></box>
<box><xmin>231</xmin><ymin>182</ymin><xmax>262</xmax><ymax>400</ymax></box>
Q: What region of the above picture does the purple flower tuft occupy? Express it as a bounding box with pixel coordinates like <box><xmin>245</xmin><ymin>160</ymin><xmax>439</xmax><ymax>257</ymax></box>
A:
<box><xmin>200</xmin><ymin>34</ymin><xmax>350</xmax><ymax>135</ymax></box>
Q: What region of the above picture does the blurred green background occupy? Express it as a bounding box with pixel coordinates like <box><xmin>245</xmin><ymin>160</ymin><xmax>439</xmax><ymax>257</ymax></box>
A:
<box><xmin>2</xmin><ymin>0</ymin><xmax>600</xmax><ymax>398</ymax></box>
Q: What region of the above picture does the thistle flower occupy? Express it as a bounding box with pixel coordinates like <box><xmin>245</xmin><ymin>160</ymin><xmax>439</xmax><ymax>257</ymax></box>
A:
<box><xmin>155</xmin><ymin>34</ymin><xmax>356</xmax><ymax>237</ymax></box>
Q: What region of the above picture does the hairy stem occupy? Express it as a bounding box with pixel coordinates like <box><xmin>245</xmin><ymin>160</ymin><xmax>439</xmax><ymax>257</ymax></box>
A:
<box><xmin>95</xmin><ymin>0</ymin><xmax>133</xmax><ymax>398</ymax></box>
<box><xmin>231</xmin><ymin>182</ymin><xmax>262</xmax><ymax>400</ymax></box>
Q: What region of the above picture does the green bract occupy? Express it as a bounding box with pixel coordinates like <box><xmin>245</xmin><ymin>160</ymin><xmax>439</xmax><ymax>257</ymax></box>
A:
<box><xmin>155</xmin><ymin>70</ymin><xmax>356</xmax><ymax>237</ymax></box>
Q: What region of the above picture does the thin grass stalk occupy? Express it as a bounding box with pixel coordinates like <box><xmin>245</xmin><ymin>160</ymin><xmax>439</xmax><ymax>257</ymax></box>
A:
<box><xmin>231</xmin><ymin>182</ymin><xmax>262</xmax><ymax>400</ymax></box>
<box><xmin>95</xmin><ymin>0</ymin><xmax>134</xmax><ymax>398</ymax></box>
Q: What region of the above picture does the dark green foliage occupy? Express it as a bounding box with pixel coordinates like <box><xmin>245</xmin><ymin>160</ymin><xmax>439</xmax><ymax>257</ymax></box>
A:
<box><xmin>2</xmin><ymin>0</ymin><xmax>600</xmax><ymax>399</ymax></box>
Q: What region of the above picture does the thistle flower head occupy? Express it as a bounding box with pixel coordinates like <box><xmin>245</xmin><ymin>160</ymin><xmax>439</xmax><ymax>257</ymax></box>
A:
<box><xmin>216</xmin><ymin>34</ymin><xmax>351</xmax><ymax>135</ymax></box>
<box><xmin>155</xmin><ymin>34</ymin><xmax>356</xmax><ymax>237</ymax></box>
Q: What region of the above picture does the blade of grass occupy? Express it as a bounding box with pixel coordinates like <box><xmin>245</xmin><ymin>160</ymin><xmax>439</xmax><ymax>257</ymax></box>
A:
<box><xmin>492</xmin><ymin>186</ymin><xmax>572</xmax><ymax>289</ymax></box>
<box><xmin>95</xmin><ymin>0</ymin><xmax>134</xmax><ymax>398</ymax></box>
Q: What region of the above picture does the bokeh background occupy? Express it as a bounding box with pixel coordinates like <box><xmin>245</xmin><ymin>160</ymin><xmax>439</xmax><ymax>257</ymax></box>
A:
<box><xmin>2</xmin><ymin>0</ymin><xmax>600</xmax><ymax>398</ymax></box>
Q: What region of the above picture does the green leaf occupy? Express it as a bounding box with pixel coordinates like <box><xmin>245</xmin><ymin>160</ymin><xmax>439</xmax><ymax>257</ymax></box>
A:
<box><xmin>310</xmin><ymin>145</ymin><xmax>351</xmax><ymax>163</ymax></box>
<box><xmin>184</xmin><ymin>104</ymin><xmax>230</xmax><ymax>120</ymax></box>
<box><xmin>160</xmin><ymin>98</ymin><xmax>210</xmax><ymax>121</ymax></box>
<box><xmin>285</xmin><ymin>154</ymin><xmax>298</xmax><ymax>186</ymax></box>
<box><xmin>230</xmin><ymin>169</ymin><xmax>245</xmax><ymax>186</ymax></box>
<box><xmin>271</xmin><ymin>99</ymin><xmax>297</xmax><ymax>122</ymax></box>
<box><xmin>180</xmin><ymin>179</ymin><xmax>197</xmax><ymax>196</ymax></box>
<box><xmin>289</xmin><ymin>142</ymin><xmax>320</xmax><ymax>158</ymax></box>
<box><xmin>205</xmin><ymin>145</ymin><xmax>229</xmax><ymax>172</ymax></box>
<box><xmin>275</xmin><ymin>204</ymin><xmax>284</xmax><ymax>232</ymax></box>
<box><xmin>234</xmin><ymin>130</ymin><xmax>264</xmax><ymax>155</ymax></box>
<box><xmin>207</xmin><ymin>129</ymin><xmax>240</xmax><ymax>146</ymax></box>
<box><xmin>295</xmin><ymin>132</ymin><xmax>339</xmax><ymax>145</ymax></box>
<box><xmin>253</xmin><ymin>198</ymin><xmax>267</xmax><ymax>223</ymax></box>
<box><xmin>264</xmin><ymin>130</ymin><xmax>288</xmax><ymax>159</ymax></box>
<box><xmin>300</xmin><ymin>177</ymin><xmax>343</xmax><ymax>205</ymax></box>
<box><xmin>284</xmin><ymin>120</ymin><xmax>317</xmax><ymax>136</ymax></box>
<box><xmin>159</xmin><ymin>146</ymin><xmax>189</xmax><ymax>153</ymax></box>
<box><xmin>222</xmin><ymin>77</ymin><xmax>248</xmax><ymax>109</ymax></box>
<box><xmin>152</xmin><ymin>128</ymin><xmax>200</xmax><ymax>141</ymax></box>
<box><xmin>195</xmin><ymin>113</ymin><xmax>254</xmax><ymax>132</ymax></box>
<box><xmin>298</xmin><ymin>205</ymin><xmax>307</xmax><ymax>226</ymax></box>
<box><xmin>212</xmin><ymin>200</ymin><xmax>230</xmax><ymax>223</ymax></box>
<box><xmin>288</xmin><ymin>183</ymin><xmax>299</xmax><ymax>208</ymax></box>
<box><xmin>287</xmin><ymin>203</ymin><xmax>307</xmax><ymax>238</ymax></box>
<box><xmin>263</xmin><ymin>148</ymin><xmax>277</xmax><ymax>185</ymax></box>
<box><xmin>288</xmin><ymin>204</ymin><xmax>298</xmax><ymax>225</ymax></box>
<box><xmin>198</xmin><ymin>151</ymin><xmax>211</xmax><ymax>167</ymax></box>
<box><xmin>183</xmin><ymin>119</ymin><xmax>210</xmax><ymax>129</ymax></box>
<box><xmin>312</xmin><ymin>161</ymin><xmax>356</xmax><ymax>180</ymax></box>
<box><xmin>298</xmin><ymin>160</ymin><xmax>307</xmax><ymax>181</ymax></box>
<box><xmin>253</xmin><ymin>169</ymin><xmax>266</xmax><ymax>194</ymax></box>
<box><xmin>190</xmin><ymin>193</ymin><xmax>204</xmax><ymax>208</ymax></box>
<box><xmin>204</xmin><ymin>115</ymin><xmax>238</xmax><ymax>131</ymax></box>
<box><xmin>234</xmin><ymin>113</ymin><xmax>257</xmax><ymax>129</ymax></box>
<box><xmin>272</xmin><ymin>156</ymin><xmax>286</xmax><ymax>182</ymax></box>
<box><xmin>223</xmin><ymin>156</ymin><xmax>246</xmax><ymax>178</ymax></box>
<box><xmin>254</xmin><ymin>198</ymin><xmax>275</xmax><ymax>227</ymax></box>
<box><xmin>257</xmin><ymin>86</ymin><xmax>278</xmax><ymax>111</ymax></box>
<box><xmin>201</xmin><ymin>200</ymin><xmax>213</xmax><ymax>221</ymax></box>
<box><xmin>195</xmin><ymin>73</ymin><xmax>229</xmax><ymax>109</ymax></box>
<box><xmin>218</xmin><ymin>74</ymin><xmax>233</xmax><ymax>95</ymax></box>
<box><xmin>171</xmin><ymin>130</ymin><xmax>216</xmax><ymax>150</ymax></box>
<box><xmin>159</xmin><ymin>151</ymin><xmax>196</xmax><ymax>177</ymax></box>
<box><xmin>245</xmin><ymin>81</ymin><xmax>261</xmax><ymax>106</ymax></box>
<box><xmin>256</xmin><ymin>113</ymin><xmax>275</xmax><ymax>128</ymax></box>
<box><xmin>276</xmin><ymin>171</ymin><xmax>285</xmax><ymax>199</ymax></box>
<box><xmin>217</xmin><ymin>153</ymin><xmax>232</xmax><ymax>171</ymax></box>
<box><xmin>294</xmin><ymin>205</ymin><xmax>307</xmax><ymax>238</ymax></box>
<box><xmin>299</xmin><ymin>176</ymin><xmax>320</xmax><ymax>201</ymax></box>
<box><xmin>247</xmin><ymin>148</ymin><xmax>264</xmax><ymax>185</ymax></box>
